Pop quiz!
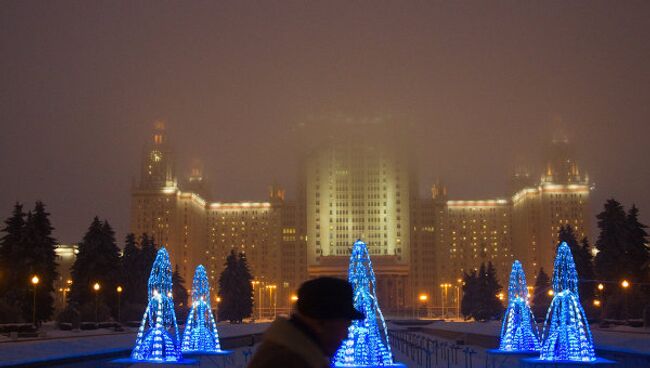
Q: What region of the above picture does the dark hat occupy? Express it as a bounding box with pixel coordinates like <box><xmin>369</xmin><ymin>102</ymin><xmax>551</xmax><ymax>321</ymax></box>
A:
<box><xmin>296</xmin><ymin>277</ymin><xmax>365</xmax><ymax>320</ymax></box>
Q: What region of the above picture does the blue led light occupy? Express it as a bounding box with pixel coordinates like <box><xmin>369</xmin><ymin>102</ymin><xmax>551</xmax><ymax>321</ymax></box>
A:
<box><xmin>498</xmin><ymin>260</ymin><xmax>540</xmax><ymax>352</ymax></box>
<box><xmin>334</xmin><ymin>240</ymin><xmax>403</xmax><ymax>368</ymax></box>
<box><xmin>539</xmin><ymin>242</ymin><xmax>595</xmax><ymax>362</ymax></box>
<box><xmin>131</xmin><ymin>247</ymin><xmax>183</xmax><ymax>362</ymax></box>
<box><xmin>181</xmin><ymin>265</ymin><xmax>227</xmax><ymax>353</ymax></box>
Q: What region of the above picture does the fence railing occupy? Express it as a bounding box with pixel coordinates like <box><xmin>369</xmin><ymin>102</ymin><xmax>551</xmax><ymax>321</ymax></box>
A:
<box><xmin>389</xmin><ymin>330</ymin><xmax>478</xmax><ymax>368</ymax></box>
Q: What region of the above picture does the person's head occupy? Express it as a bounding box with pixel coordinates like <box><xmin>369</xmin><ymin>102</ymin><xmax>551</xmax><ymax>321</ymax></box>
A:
<box><xmin>294</xmin><ymin>277</ymin><xmax>364</xmax><ymax>357</ymax></box>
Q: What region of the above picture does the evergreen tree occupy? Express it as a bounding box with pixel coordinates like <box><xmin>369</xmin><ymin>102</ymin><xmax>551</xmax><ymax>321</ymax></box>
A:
<box><xmin>172</xmin><ymin>265</ymin><xmax>188</xmax><ymax>309</ymax></box>
<box><xmin>26</xmin><ymin>202</ymin><xmax>59</xmax><ymax>323</ymax></box>
<box><xmin>532</xmin><ymin>267</ymin><xmax>552</xmax><ymax>321</ymax></box>
<box><xmin>130</xmin><ymin>233</ymin><xmax>157</xmax><ymax>305</ymax></box>
<box><xmin>594</xmin><ymin>199</ymin><xmax>627</xmax><ymax>281</ymax></box>
<box><xmin>0</xmin><ymin>203</ymin><xmax>26</xmax><ymax>311</ymax></box>
<box><xmin>475</xmin><ymin>262</ymin><xmax>503</xmax><ymax>321</ymax></box>
<box><xmin>69</xmin><ymin>217</ymin><xmax>121</xmax><ymax>320</ymax></box>
<box><xmin>461</xmin><ymin>270</ymin><xmax>479</xmax><ymax>320</ymax></box>
<box><xmin>236</xmin><ymin>252</ymin><xmax>254</xmax><ymax>320</ymax></box>
<box><xmin>120</xmin><ymin>233</ymin><xmax>140</xmax><ymax>305</ymax></box>
<box><xmin>623</xmin><ymin>205</ymin><xmax>649</xmax><ymax>317</ymax></box>
<box><xmin>218</xmin><ymin>250</ymin><xmax>245</xmax><ymax>323</ymax></box>
<box><xmin>461</xmin><ymin>263</ymin><xmax>503</xmax><ymax>321</ymax></box>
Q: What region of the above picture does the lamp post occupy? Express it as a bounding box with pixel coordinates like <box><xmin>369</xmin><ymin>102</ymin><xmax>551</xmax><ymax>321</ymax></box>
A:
<box><xmin>418</xmin><ymin>293</ymin><xmax>428</xmax><ymax>318</ymax></box>
<box><xmin>252</xmin><ymin>281</ymin><xmax>261</xmax><ymax>320</ymax></box>
<box><xmin>116</xmin><ymin>286</ymin><xmax>123</xmax><ymax>323</ymax></box>
<box><xmin>267</xmin><ymin>284</ymin><xmax>277</xmax><ymax>319</ymax></box>
<box><xmin>93</xmin><ymin>282</ymin><xmax>101</xmax><ymax>323</ymax></box>
<box><xmin>621</xmin><ymin>280</ymin><xmax>630</xmax><ymax>320</ymax></box>
<box><xmin>440</xmin><ymin>283</ymin><xmax>451</xmax><ymax>319</ymax></box>
<box><xmin>31</xmin><ymin>275</ymin><xmax>39</xmax><ymax>327</ymax></box>
<box><xmin>456</xmin><ymin>278</ymin><xmax>462</xmax><ymax>320</ymax></box>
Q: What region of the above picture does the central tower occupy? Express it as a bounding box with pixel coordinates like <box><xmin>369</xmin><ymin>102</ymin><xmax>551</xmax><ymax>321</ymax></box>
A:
<box><xmin>298</xmin><ymin>118</ymin><xmax>413</xmax><ymax>311</ymax></box>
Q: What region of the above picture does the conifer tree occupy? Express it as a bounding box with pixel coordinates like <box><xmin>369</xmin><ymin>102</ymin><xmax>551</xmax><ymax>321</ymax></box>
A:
<box><xmin>172</xmin><ymin>265</ymin><xmax>188</xmax><ymax>309</ymax></box>
<box><xmin>623</xmin><ymin>205</ymin><xmax>649</xmax><ymax>317</ymax></box>
<box><xmin>461</xmin><ymin>270</ymin><xmax>479</xmax><ymax>320</ymax></box>
<box><xmin>532</xmin><ymin>267</ymin><xmax>552</xmax><ymax>321</ymax></box>
<box><xmin>26</xmin><ymin>202</ymin><xmax>59</xmax><ymax>323</ymax></box>
<box><xmin>0</xmin><ymin>203</ymin><xmax>26</xmax><ymax>309</ymax></box>
<box><xmin>120</xmin><ymin>233</ymin><xmax>140</xmax><ymax>305</ymax></box>
<box><xmin>476</xmin><ymin>262</ymin><xmax>503</xmax><ymax>321</ymax></box>
<box><xmin>217</xmin><ymin>250</ymin><xmax>244</xmax><ymax>323</ymax></box>
<box><xmin>236</xmin><ymin>252</ymin><xmax>254</xmax><ymax>320</ymax></box>
<box><xmin>69</xmin><ymin>217</ymin><xmax>121</xmax><ymax>319</ymax></box>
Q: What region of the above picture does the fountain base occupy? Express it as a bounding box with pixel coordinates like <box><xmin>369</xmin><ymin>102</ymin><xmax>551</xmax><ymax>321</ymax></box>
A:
<box><xmin>520</xmin><ymin>357</ymin><xmax>616</xmax><ymax>368</ymax></box>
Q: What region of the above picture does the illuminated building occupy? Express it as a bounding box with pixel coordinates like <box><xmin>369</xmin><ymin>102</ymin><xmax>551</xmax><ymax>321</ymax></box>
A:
<box><xmin>434</xmin><ymin>137</ymin><xmax>591</xmax><ymax>291</ymax></box>
<box><xmin>512</xmin><ymin>137</ymin><xmax>591</xmax><ymax>279</ymax></box>
<box><xmin>298</xmin><ymin>121</ymin><xmax>413</xmax><ymax>312</ymax></box>
<box><xmin>131</xmin><ymin>123</ymin><xmax>305</xmax><ymax>306</ymax></box>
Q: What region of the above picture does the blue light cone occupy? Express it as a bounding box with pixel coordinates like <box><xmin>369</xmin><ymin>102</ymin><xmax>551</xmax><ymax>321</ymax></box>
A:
<box><xmin>539</xmin><ymin>242</ymin><xmax>595</xmax><ymax>362</ymax></box>
<box><xmin>334</xmin><ymin>240</ymin><xmax>404</xmax><ymax>368</ymax></box>
<box><xmin>181</xmin><ymin>265</ymin><xmax>228</xmax><ymax>354</ymax></box>
<box><xmin>130</xmin><ymin>247</ymin><xmax>184</xmax><ymax>362</ymax></box>
<box><xmin>498</xmin><ymin>260</ymin><xmax>540</xmax><ymax>352</ymax></box>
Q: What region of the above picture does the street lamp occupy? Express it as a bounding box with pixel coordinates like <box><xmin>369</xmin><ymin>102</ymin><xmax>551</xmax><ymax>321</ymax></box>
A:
<box><xmin>597</xmin><ymin>283</ymin><xmax>604</xmax><ymax>291</ymax></box>
<box><xmin>621</xmin><ymin>280</ymin><xmax>630</xmax><ymax>320</ymax></box>
<box><xmin>548</xmin><ymin>289</ymin><xmax>554</xmax><ymax>296</ymax></box>
<box><xmin>252</xmin><ymin>281</ymin><xmax>261</xmax><ymax>320</ymax></box>
<box><xmin>418</xmin><ymin>293</ymin><xmax>428</xmax><ymax>318</ymax></box>
<box><xmin>593</xmin><ymin>299</ymin><xmax>601</xmax><ymax>307</ymax></box>
<box><xmin>93</xmin><ymin>282</ymin><xmax>101</xmax><ymax>323</ymax></box>
<box><xmin>31</xmin><ymin>275</ymin><xmax>39</xmax><ymax>326</ymax></box>
<box><xmin>440</xmin><ymin>283</ymin><xmax>451</xmax><ymax>319</ymax></box>
<box><xmin>116</xmin><ymin>286</ymin><xmax>123</xmax><ymax>323</ymax></box>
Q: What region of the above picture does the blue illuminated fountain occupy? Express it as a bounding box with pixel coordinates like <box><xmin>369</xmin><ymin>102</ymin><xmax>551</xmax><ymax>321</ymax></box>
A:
<box><xmin>181</xmin><ymin>265</ymin><xmax>230</xmax><ymax>355</ymax></box>
<box><xmin>498</xmin><ymin>260</ymin><xmax>540</xmax><ymax>352</ymax></box>
<box><xmin>129</xmin><ymin>247</ymin><xmax>185</xmax><ymax>363</ymax></box>
<box><xmin>333</xmin><ymin>240</ymin><xmax>405</xmax><ymax>368</ymax></box>
<box><xmin>522</xmin><ymin>242</ymin><xmax>613</xmax><ymax>367</ymax></box>
<box><xmin>539</xmin><ymin>242</ymin><xmax>595</xmax><ymax>362</ymax></box>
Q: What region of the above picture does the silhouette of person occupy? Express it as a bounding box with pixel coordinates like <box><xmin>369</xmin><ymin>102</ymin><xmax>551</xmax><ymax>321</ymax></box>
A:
<box><xmin>247</xmin><ymin>277</ymin><xmax>364</xmax><ymax>368</ymax></box>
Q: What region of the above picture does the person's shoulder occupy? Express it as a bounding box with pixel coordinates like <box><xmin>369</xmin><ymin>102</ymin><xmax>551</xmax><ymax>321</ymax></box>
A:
<box><xmin>247</xmin><ymin>340</ymin><xmax>312</xmax><ymax>368</ymax></box>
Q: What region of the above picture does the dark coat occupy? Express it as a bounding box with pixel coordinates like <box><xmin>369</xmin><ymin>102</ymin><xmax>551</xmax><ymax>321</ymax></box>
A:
<box><xmin>247</xmin><ymin>317</ymin><xmax>330</xmax><ymax>368</ymax></box>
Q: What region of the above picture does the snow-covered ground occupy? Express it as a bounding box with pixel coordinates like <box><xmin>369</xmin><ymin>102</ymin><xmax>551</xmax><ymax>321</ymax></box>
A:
<box><xmin>0</xmin><ymin>322</ymin><xmax>270</xmax><ymax>367</ymax></box>
<box><xmin>1</xmin><ymin>320</ymin><xmax>648</xmax><ymax>367</ymax></box>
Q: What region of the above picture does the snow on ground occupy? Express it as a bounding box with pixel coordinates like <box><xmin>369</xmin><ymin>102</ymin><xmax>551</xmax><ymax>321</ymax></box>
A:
<box><xmin>0</xmin><ymin>322</ymin><xmax>270</xmax><ymax>367</ymax></box>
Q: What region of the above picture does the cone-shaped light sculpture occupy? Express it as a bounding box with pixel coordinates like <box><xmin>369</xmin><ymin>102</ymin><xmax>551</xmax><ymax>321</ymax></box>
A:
<box><xmin>498</xmin><ymin>260</ymin><xmax>540</xmax><ymax>352</ymax></box>
<box><xmin>539</xmin><ymin>242</ymin><xmax>595</xmax><ymax>362</ymax></box>
<box><xmin>131</xmin><ymin>247</ymin><xmax>183</xmax><ymax>362</ymax></box>
<box><xmin>181</xmin><ymin>265</ymin><xmax>228</xmax><ymax>354</ymax></box>
<box><xmin>334</xmin><ymin>240</ymin><xmax>404</xmax><ymax>368</ymax></box>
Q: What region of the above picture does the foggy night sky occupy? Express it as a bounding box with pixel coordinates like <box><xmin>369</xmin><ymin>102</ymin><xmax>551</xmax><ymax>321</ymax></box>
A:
<box><xmin>1</xmin><ymin>1</ymin><xmax>649</xmax><ymax>244</ymax></box>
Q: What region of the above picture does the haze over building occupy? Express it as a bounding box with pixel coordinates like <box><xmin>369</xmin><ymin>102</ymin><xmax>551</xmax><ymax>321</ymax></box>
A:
<box><xmin>129</xmin><ymin>121</ymin><xmax>591</xmax><ymax>311</ymax></box>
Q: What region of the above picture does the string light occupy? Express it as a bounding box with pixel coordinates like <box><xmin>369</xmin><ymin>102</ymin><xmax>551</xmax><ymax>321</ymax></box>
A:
<box><xmin>131</xmin><ymin>247</ymin><xmax>183</xmax><ymax>362</ymax></box>
<box><xmin>539</xmin><ymin>242</ymin><xmax>595</xmax><ymax>362</ymax></box>
<box><xmin>498</xmin><ymin>260</ymin><xmax>540</xmax><ymax>352</ymax></box>
<box><xmin>181</xmin><ymin>265</ymin><xmax>228</xmax><ymax>354</ymax></box>
<box><xmin>333</xmin><ymin>240</ymin><xmax>404</xmax><ymax>367</ymax></box>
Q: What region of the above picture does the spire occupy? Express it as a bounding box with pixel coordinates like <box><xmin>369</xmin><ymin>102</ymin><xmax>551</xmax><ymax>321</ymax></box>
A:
<box><xmin>139</xmin><ymin>121</ymin><xmax>177</xmax><ymax>190</ymax></box>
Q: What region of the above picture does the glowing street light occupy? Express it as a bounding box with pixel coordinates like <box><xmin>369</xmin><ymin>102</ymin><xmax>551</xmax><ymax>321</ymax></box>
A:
<box><xmin>31</xmin><ymin>275</ymin><xmax>39</xmax><ymax>326</ymax></box>
<box><xmin>597</xmin><ymin>283</ymin><xmax>604</xmax><ymax>291</ymax></box>
<box><xmin>290</xmin><ymin>294</ymin><xmax>298</xmax><ymax>303</ymax></box>
<box><xmin>418</xmin><ymin>293</ymin><xmax>428</xmax><ymax>302</ymax></box>
<box><xmin>116</xmin><ymin>286</ymin><xmax>123</xmax><ymax>323</ymax></box>
<box><xmin>621</xmin><ymin>280</ymin><xmax>630</xmax><ymax>288</ymax></box>
<box><xmin>593</xmin><ymin>299</ymin><xmax>601</xmax><ymax>307</ymax></box>
<box><xmin>93</xmin><ymin>282</ymin><xmax>101</xmax><ymax>323</ymax></box>
<box><xmin>548</xmin><ymin>289</ymin><xmax>554</xmax><ymax>296</ymax></box>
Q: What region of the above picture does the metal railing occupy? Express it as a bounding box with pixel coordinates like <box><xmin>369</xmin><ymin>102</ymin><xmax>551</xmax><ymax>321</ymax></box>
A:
<box><xmin>389</xmin><ymin>330</ymin><xmax>478</xmax><ymax>368</ymax></box>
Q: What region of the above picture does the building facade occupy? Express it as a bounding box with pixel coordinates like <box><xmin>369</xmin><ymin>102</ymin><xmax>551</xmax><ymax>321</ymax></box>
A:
<box><xmin>130</xmin><ymin>122</ymin><xmax>590</xmax><ymax>314</ymax></box>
